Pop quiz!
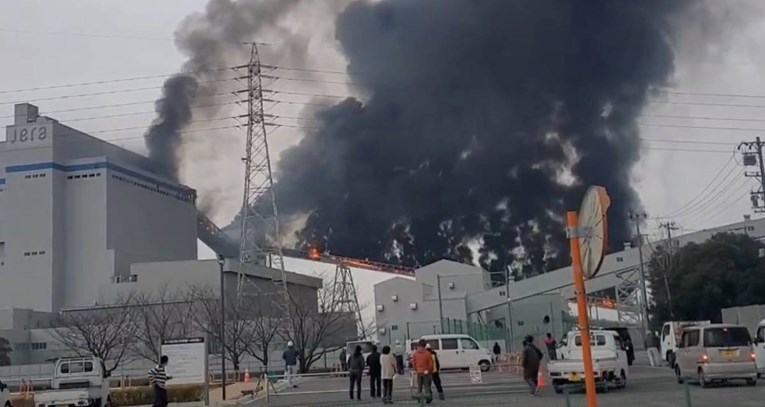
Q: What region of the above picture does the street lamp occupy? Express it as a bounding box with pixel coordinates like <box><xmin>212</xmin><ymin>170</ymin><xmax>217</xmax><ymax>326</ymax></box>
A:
<box><xmin>217</xmin><ymin>255</ymin><xmax>227</xmax><ymax>401</ymax></box>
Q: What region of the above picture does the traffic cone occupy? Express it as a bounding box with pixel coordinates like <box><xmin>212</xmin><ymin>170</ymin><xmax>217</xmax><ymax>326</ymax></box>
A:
<box><xmin>244</xmin><ymin>368</ymin><xmax>251</xmax><ymax>383</ymax></box>
<box><xmin>537</xmin><ymin>371</ymin><xmax>546</xmax><ymax>388</ymax></box>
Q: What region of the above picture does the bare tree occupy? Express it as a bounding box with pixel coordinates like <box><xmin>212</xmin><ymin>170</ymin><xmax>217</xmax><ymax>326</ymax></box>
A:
<box><xmin>51</xmin><ymin>300</ymin><xmax>136</xmax><ymax>374</ymax></box>
<box><xmin>185</xmin><ymin>284</ymin><xmax>259</xmax><ymax>373</ymax></box>
<box><xmin>244</xmin><ymin>293</ymin><xmax>283</xmax><ymax>369</ymax></box>
<box><xmin>130</xmin><ymin>284</ymin><xmax>196</xmax><ymax>362</ymax></box>
<box><xmin>285</xmin><ymin>280</ymin><xmax>358</xmax><ymax>373</ymax></box>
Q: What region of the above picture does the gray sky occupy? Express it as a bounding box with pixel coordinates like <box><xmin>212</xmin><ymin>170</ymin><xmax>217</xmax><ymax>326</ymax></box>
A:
<box><xmin>2</xmin><ymin>0</ymin><xmax>765</xmax><ymax>316</ymax></box>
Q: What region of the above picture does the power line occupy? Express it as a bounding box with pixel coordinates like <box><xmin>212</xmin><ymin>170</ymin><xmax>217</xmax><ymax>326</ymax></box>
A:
<box><xmin>643</xmin><ymin>114</ymin><xmax>765</xmax><ymax>124</ymax></box>
<box><xmin>0</xmin><ymin>67</ymin><xmax>238</xmax><ymax>95</ymax></box>
<box><xmin>0</xmin><ymin>77</ymin><xmax>243</xmax><ymax>107</ymax></box>
<box><xmin>657</xmin><ymin>153</ymin><xmax>736</xmax><ymax>219</ymax></box>
<box><xmin>639</xmin><ymin>122</ymin><xmax>765</xmax><ymax>133</ymax></box>
<box><xmin>680</xmin><ymin>171</ymin><xmax>749</xmax><ymax>224</ymax></box>
<box><xmin>684</xmin><ymin>176</ymin><xmax>753</xmax><ymax>227</ymax></box>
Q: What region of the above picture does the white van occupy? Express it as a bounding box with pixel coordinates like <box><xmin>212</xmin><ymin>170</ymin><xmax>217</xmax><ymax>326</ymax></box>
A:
<box><xmin>417</xmin><ymin>334</ymin><xmax>493</xmax><ymax>372</ymax></box>
<box><xmin>753</xmin><ymin>319</ymin><xmax>765</xmax><ymax>377</ymax></box>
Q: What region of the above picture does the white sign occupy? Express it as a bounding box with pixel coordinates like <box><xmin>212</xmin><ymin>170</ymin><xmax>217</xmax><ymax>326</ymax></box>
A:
<box><xmin>469</xmin><ymin>365</ymin><xmax>482</xmax><ymax>384</ymax></box>
<box><xmin>161</xmin><ymin>337</ymin><xmax>207</xmax><ymax>385</ymax></box>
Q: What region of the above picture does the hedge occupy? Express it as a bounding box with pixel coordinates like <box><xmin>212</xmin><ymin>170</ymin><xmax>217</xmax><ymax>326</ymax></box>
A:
<box><xmin>109</xmin><ymin>385</ymin><xmax>204</xmax><ymax>407</ymax></box>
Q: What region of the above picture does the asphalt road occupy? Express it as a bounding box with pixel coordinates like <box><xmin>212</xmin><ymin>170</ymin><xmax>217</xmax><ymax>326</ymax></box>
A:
<box><xmin>246</xmin><ymin>364</ymin><xmax>765</xmax><ymax>407</ymax></box>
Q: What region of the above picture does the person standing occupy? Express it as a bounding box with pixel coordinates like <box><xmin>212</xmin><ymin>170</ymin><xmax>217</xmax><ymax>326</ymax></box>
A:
<box><xmin>381</xmin><ymin>345</ymin><xmax>397</xmax><ymax>404</ymax></box>
<box><xmin>522</xmin><ymin>335</ymin><xmax>543</xmax><ymax>396</ymax></box>
<box><xmin>367</xmin><ymin>344</ymin><xmax>382</xmax><ymax>398</ymax></box>
<box><xmin>426</xmin><ymin>344</ymin><xmax>445</xmax><ymax>401</ymax></box>
<box><xmin>646</xmin><ymin>330</ymin><xmax>661</xmax><ymax>367</ymax></box>
<box><xmin>411</xmin><ymin>339</ymin><xmax>434</xmax><ymax>403</ymax></box>
<box><xmin>148</xmin><ymin>355</ymin><xmax>170</xmax><ymax>407</ymax></box>
<box><xmin>492</xmin><ymin>342</ymin><xmax>501</xmax><ymax>361</ymax></box>
<box><xmin>283</xmin><ymin>341</ymin><xmax>299</xmax><ymax>388</ymax></box>
<box><xmin>348</xmin><ymin>345</ymin><xmax>365</xmax><ymax>400</ymax></box>
<box><xmin>544</xmin><ymin>333</ymin><xmax>557</xmax><ymax>360</ymax></box>
<box><xmin>394</xmin><ymin>340</ymin><xmax>405</xmax><ymax>374</ymax></box>
<box><xmin>624</xmin><ymin>337</ymin><xmax>635</xmax><ymax>366</ymax></box>
<box><xmin>340</xmin><ymin>348</ymin><xmax>348</xmax><ymax>372</ymax></box>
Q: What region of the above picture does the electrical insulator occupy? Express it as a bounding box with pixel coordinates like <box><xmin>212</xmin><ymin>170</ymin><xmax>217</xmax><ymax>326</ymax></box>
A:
<box><xmin>743</xmin><ymin>153</ymin><xmax>758</xmax><ymax>166</ymax></box>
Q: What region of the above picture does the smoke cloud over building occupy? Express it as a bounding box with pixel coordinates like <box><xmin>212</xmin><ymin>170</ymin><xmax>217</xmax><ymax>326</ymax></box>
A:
<box><xmin>272</xmin><ymin>0</ymin><xmax>696</xmax><ymax>273</ymax></box>
<box><xmin>143</xmin><ymin>0</ymin><xmax>749</xmax><ymax>275</ymax></box>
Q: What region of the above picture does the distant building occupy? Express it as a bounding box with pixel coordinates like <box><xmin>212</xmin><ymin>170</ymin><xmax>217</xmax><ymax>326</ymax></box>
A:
<box><xmin>376</xmin><ymin>217</ymin><xmax>765</xmax><ymax>351</ymax></box>
<box><xmin>0</xmin><ymin>103</ymin><xmax>198</xmax><ymax>312</ymax></box>
<box><xmin>374</xmin><ymin>260</ymin><xmax>569</xmax><ymax>351</ymax></box>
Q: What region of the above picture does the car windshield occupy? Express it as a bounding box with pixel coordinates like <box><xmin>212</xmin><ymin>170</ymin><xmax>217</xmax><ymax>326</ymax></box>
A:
<box><xmin>703</xmin><ymin>327</ymin><xmax>751</xmax><ymax>347</ymax></box>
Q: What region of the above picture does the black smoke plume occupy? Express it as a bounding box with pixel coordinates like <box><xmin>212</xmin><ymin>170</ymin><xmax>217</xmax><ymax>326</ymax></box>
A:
<box><xmin>144</xmin><ymin>0</ymin><xmax>303</xmax><ymax>183</ymax></box>
<box><xmin>272</xmin><ymin>0</ymin><xmax>696</xmax><ymax>274</ymax></box>
<box><xmin>144</xmin><ymin>75</ymin><xmax>197</xmax><ymax>180</ymax></box>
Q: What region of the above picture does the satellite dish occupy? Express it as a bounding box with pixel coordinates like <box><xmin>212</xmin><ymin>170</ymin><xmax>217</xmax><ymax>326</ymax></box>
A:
<box><xmin>577</xmin><ymin>186</ymin><xmax>611</xmax><ymax>279</ymax></box>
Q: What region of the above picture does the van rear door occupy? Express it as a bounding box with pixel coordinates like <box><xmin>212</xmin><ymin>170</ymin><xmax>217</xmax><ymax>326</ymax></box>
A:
<box><xmin>703</xmin><ymin>327</ymin><xmax>752</xmax><ymax>364</ymax></box>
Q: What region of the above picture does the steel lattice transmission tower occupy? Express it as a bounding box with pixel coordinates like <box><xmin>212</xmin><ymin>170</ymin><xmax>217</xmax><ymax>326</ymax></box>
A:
<box><xmin>332</xmin><ymin>263</ymin><xmax>366</xmax><ymax>340</ymax></box>
<box><xmin>237</xmin><ymin>42</ymin><xmax>291</xmax><ymax>320</ymax></box>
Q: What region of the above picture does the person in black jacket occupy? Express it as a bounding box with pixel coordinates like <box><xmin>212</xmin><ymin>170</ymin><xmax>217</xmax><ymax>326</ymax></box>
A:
<box><xmin>348</xmin><ymin>346</ymin><xmax>365</xmax><ymax>400</ymax></box>
<box><xmin>366</xmin><ymin>344</ymin><xmax>382</xmax><ymax>398</ymax></box>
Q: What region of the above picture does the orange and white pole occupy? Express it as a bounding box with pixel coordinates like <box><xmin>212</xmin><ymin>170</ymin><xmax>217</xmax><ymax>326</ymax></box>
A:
<box><xmin>567</xmin><ymin>211</ymin><xmax>598</xmax><ymax>407</ymax></box>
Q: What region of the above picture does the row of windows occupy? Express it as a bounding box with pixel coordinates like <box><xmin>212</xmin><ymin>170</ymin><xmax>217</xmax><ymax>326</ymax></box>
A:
<box><xmin>23</xmin><ymin>250</ymin><xmax>46</xmax><ymax>256</ymax></box>
<box><xmin>67</xmin><ymin>172</ymin><xmax>101</xmax><ymax>180</ymax></box>
<box><xmin>111</xmin><ymin>174</ymin><xmax>194</xmax><ymax>203</ymax></box>
<box><xmin>23</xmin><ymin>173</ymin><xmax>47</xmax><ymax>179</ymax></box>
<box><xmin>13</xmin><ymin>342</ymin><xmax>47</xmax><ymax>351</ymax></box>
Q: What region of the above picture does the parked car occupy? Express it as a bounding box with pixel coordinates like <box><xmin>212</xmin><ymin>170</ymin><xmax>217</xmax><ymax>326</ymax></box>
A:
<box><xmin>675</xmin><ymin>324</ymin><xmax>757</xmax><ymax>388</ymax></box>
<box><xmin>548</xmin><ymin>329</ymin><xmax>629</xmax><ymax>393</ymax></box>
<box><xmin>661</xmin><ymin>320</ymin><xmax>711</xmax><ymax>367</ymax></box>
<box><xmin>34</xmin><ymin>356</ymin><xmax>111</xmax><ymax>407</ymax></box>
<box><xmin>414</xmin><ymin>334</ymin><xmax>493</xmax><ymax>372</ymax></box>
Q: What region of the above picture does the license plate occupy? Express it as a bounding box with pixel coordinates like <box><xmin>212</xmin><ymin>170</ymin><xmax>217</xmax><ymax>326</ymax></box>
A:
<box><xmin>568</xmin><ymin>373</ymin><xmax>581</xmax><ymax>382</ymax></box>
<box><xmin>722</xmin><ymin>350</ymin><xmax>737</xmax><ymax>357</ymax></box>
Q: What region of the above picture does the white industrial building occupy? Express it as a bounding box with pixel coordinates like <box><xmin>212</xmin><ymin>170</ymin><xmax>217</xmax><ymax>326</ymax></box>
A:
<box><xmin>375</xmin><ymin>217</ymin><xmax>765</xmax><ymax>351</ymax></box>
<box><xmin>0</xmin><ymin>103</ymin><xmax>331</xmax><ymax>371</ymax></box>
<box><xmin>0</xmin><ymin>103</ymin><xmax>198</xmax><ymax>312</ymax></box>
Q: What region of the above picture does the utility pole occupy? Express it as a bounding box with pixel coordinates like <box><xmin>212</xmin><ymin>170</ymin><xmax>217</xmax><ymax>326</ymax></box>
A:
<box><xmin>628</xmin><ymin>211</ymin><xmax>650</xmax><ymax>336</ymax></box>
<box><xmin>739</xmin><ymin>137</ymin><xmax>765</xmax><ymax>212</ymax></box>
<box><xmin>658</xmin><ymin>221</ymin><xmax>678</xmax><ymax>318</ymax></box>
<box><xmin>437</xmin><ymin>274</ymin><xmax>444</xmax><ymax>333</ymax></box>
<box><xmin>504</xmin><ymin>266</ymin><xmax>515</xmax><ymax>352</ymax></box>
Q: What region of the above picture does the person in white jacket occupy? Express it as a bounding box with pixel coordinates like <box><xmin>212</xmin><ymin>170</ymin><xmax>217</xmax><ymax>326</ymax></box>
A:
<box><xmin>381</xmin><ymin>345</ymin><xmax>398</xmax><ymax>404</ymax></box>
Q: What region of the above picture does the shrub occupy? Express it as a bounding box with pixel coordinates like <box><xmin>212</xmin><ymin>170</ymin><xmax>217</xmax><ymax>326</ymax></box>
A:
<box><xmin>109</xmin><ymin>385</ymin><xmax>203</xmax><ymax>407</ymax></box>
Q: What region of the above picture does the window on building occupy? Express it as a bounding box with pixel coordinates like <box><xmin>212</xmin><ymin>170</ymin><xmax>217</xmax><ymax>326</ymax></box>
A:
<box><xmin>391</xmin><ymin>325</ymin><xmax>398</xmax><ymax>331</ymax></box>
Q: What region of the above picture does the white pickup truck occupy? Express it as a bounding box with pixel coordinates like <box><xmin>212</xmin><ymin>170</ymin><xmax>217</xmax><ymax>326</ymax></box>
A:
<box><xmin>547</xmin><ymin>330</ymin><xmax>629</xmax><ymax>393</ymax></box>
<box><xmin>34</xmin><ymin>357</ymin><xmax>111</xmax><ymax>407</ymax></box>
<box><xmin>1</xmin><ymin>379</ymin><xmax>10</xmax><ymax>407</ymax></box>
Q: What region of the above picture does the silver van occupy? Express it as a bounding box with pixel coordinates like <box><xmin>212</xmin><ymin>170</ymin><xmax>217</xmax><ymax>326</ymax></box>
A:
<box><xmin>675</xmin><ymin>324</ymin><xmax>757</xmax><ymax>387</ymax></box>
